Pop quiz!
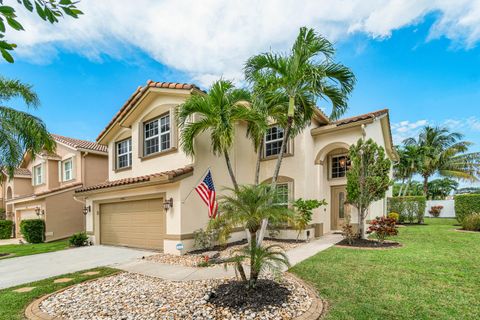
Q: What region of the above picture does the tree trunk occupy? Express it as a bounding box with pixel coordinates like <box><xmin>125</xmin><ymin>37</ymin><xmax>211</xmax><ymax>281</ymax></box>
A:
<box><xmin>403</xmin><ymin>177</ymin><xmax>412</xmax><ymax>196</ymax></box>
<box><xmin>224</xmin><ymin>151</ymin><xmax>238</xmax><ymax>191</ymax></box>
<box><xmin>398</xmin><ymin>178</ymin><xmax>405</xmax><ymax>197</ymax></box>
<box><xmin>359</xmin><ymin>209</ymin><xmax>366</xmax><ymax>239</ymax></box>
<box><xmin>236</xmin><ymin>262</ymin><xmax>247</xmax><ymax>282</ymax></box>
<box><xmin>271</xmin><ymin>117</ymin><xmax>292</xmax><ymax>185</ymax></box>
<box><xmin>423</xmin><ymin>175</ymin><xmax>429</xmax><ymax>197</ymax></box>
<box><xmin>254</xmin><ymin>142</ymin><xmax>263</xmax><ymax>185</ymax></box>
<box><xmin>249</xmin><ymin>231</ymin><xmax>258</xmax><ymax>288</ymax></box>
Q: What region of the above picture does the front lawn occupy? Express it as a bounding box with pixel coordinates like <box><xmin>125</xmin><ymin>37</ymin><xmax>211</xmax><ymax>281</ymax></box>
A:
<box><xmin>291</xmin><ymin>218</ymin><xmax>480</xmax><ymax>320</ymax></box>
<box><xmin>0</xmin><ymin>239</ymin><xmax>70</xmax><ymax>259</ymax></box>
<box><xmin>0</xmin><ymin>267</ymin><xmax>119</xmax><ymax>320</ymax></box>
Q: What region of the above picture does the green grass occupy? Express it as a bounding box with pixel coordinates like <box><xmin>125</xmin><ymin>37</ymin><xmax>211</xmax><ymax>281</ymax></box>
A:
<box><xmin>291</xmin><ymin>218</ymin><xmax>480</xmax><ymax>320</ymax></box>
<box><xmin>0</xmin><ymin>267</ymin><xmax>119</xmax><ymax>320</ymax></box>
<box><xmin>0</xmin><ymin>239</ymin><xmax>70</xmax><ymax>259</ymax></box>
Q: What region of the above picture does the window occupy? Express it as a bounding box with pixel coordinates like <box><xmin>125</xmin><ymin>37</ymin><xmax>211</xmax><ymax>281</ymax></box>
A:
<box><xmin>274</xmin><ymin>183</ymin><xmax>290</xmax><ymax>207</ymax></box>
<box><xmin>339</xmin><ymin>191</ymin><xmax>345</xmax><ymax>219</ymax></box>
<box><xmin>264</xmin><ymin>125</ymin><xmax>286</xmax><ymax>157</ymax></box>
<box><xmin>331</xmin><ymin>155</ymin><xmax>349</xmax><ymax>178</ymax></box>
<box><xmin>33</xmin><ymin>164</ymin><xmax>43</xmax><ymax>185</ymax></box>
<box><xmin>144</xmin><ymin>113</ymin><xmax>170</xmax><ymax>156</ymax></box>
<box><xmin>63</xmin><ymin>159</ymin><xmax>73</xmax><ymax>181</ymax></box>
<box><xmin>116</xmin><ymin>138</ymin><xmax>132</xmax><ymax>169</ymax></box>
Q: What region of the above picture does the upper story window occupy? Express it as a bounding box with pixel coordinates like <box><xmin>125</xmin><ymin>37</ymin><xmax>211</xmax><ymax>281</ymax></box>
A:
<box><xmin>331</xmin><ymin>155</ymin><xmax>349</xmax><ymax>179</ymax></box>
<box><xmin>116</xmin><ymin>138</ymin><xmax>132</xmax><ymax>169</ymax></box>
<box><xmin>62</xmin><ymin>158</ymin><xmax>73</xmax><ymax>181</ymax></box>
<box><xmin>264</xmin><ymin>125</ymin><xmax>286</xmax><ymax>157</ymax></box>
<box><xmin>33</xmin><ymin>164</ymin><xmax>43</xmax><ymax>185</ymax></box>
<box><xmin>144</xmin><ymin>113</ymin><xmax>170</xmax><ymax>156</ymax></box>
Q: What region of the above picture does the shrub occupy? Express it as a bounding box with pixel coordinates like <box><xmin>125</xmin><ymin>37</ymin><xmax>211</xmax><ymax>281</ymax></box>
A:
<box><xmin>429</xmin><ymin>205</ymin><xmax>444</xmax><ymax>218</ymax></box>
<box><xmin>388</xmin><ymin>196</ymin><xmax>426</xmax><ymax>224</ymax></box>
<box><xmin>291</xmin><ymin>198</ymin><xmax>326</xmax><ymax>241</ymax></box>
<box><xmin>342</xmin><ymin>213</ymin><xmax>357</xmax><ymax>245</ymax></box>
<box><xmin>387</xmin><ymin>212</ymin><xmax>399</xmax><ymax>222</ymax></box>
<box><xmin>461</xmin><ymin>213</ymin><xmax>480</xmax><ymax>231</ymax></box>
<box><xmin>367</xmin><ymin>216</ymin><xmax>398</xmax><ymax>243</ymax></box>
<box><xmin>0</xmin><ymin>220</ymin><xmax>13</xmax><ymax>239</ymax></box>
<box><xmin>20</xmin><ymin>219</ymin><xmax>45</xmax><ymax>243</ymax></box>
<box><xmin>69</xmin><ymin>232</ymin><xmax>89</xmax><ymax>246</ymax></box>
<box><xmin>455</xmin><ymin>194</ymin><xmax>480</xmax><ymax>223</ymax></box>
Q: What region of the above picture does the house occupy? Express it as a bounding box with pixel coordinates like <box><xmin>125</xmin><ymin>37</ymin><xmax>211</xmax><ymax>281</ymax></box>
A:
<box><xmin>3</xmin><ymin>135</ymin><xmax>108</xmax><ymax>241</ymax></box>
<box><xmin>74</xmin><ymin>80</ymin><xmax>398</xmax><ymax>255</ymax></box>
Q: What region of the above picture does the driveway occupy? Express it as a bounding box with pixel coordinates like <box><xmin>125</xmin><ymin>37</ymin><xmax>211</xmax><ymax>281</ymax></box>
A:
<box><xmin>0</xmin><ymin>245</ymin><xmax>156</xmax><ymax>289</ymax></box>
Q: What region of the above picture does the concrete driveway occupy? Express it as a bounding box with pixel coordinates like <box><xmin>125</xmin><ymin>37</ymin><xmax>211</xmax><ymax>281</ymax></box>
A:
<box><xmin>0</xmin><ymin>245</ymin><xmax>156</xmax><ymax>289</ymax></box>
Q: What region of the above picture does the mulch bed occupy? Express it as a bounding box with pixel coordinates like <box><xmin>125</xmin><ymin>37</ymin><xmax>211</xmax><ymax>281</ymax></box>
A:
<box><xmin>336</xmin><ymin>238</ymin><xmax>402</xmax><ymax>249</ymax></box>
<box><xmin>209</xmin><ymin>279</ymin><xmax>291</xmax><ymax>310</ymax></box>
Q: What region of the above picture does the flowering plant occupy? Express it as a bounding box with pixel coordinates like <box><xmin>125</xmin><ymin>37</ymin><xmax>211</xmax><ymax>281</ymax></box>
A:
<box><xmin>367</xmin><ymin>216</ymin><xmax>398</xmax><ymax>243</ymax></box>
<box><xmin>428</xmin><ymin>205</ymin><xmax>444</xmax><ymax>218</ymax></box>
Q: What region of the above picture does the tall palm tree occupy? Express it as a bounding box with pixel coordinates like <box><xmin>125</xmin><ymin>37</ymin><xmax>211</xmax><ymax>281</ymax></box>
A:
<box><xmin>215</xmin><ymin>184</ymin><xmax>292</xmax><ymax>288</ymax></box>
<box><xmin>404</xmin><ymin>126</ymin><xmax>480</xmax><ymax>195</ymax></box>
<box><xmin>244</xmin><ymin>27</ymin><xmax>356</xmax><ymax>185</ymax></box>
<box><xmin>0</xmin><ymin>77</ymin><xmax>55</xmax><ymax>179</ymax></box>
<box><xmin>394</xmin><ymin>144</ymin><xmax>421</xmax><ymax>196</ymax></box>
<box><xmin>176</xmin><ymin>79</ymin><xmax>253</xmax><ymax>191</ymax></box>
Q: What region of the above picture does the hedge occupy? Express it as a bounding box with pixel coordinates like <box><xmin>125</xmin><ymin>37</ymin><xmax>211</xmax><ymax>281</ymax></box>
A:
<box><xmin>0</xmin><ymin>220</ymin><xmax>13</xmax><ymax>239</ymax></box>
<box><xmin>455</xmin><ymin>194</ymin><xmax>480</xmax><ymax>222</ymax></box>
<box><xmin>20</xmin><ymin>219</ymin><xmax>45</xmax><ymax>243</ymax></box>
<box><xmin>387</xmin><ymin>196</ymin><xmax>427</xmax><ymax>224</ymax></box>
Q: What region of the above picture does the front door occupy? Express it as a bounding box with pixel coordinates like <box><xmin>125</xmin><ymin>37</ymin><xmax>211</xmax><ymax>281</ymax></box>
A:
<box><xmin>331</xmin><ymin>185</ymin><xmax>347</xmax><ymax>230</ymax></box>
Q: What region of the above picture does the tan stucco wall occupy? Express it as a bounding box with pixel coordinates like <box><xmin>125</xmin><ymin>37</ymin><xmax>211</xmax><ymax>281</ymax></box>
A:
<box><xmin>44</xmin><ymin>190</ymin><xmax>84</xmax><ymax>241</ymax></box>
<box><xmin>83</xmin><ymin>153</ymin><xmax>108</xmax><ymax>187</ymax></box>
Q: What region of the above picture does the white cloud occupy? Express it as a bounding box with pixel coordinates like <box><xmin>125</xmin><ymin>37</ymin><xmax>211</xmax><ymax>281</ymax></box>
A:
<box><xmin>391</xmin><ymin>119</ymin><xmax>429</xmax><ymax>144</ymax></box>
<box><xmin>6</xmin><ymin>0</ymin><xmax>480</xmax><ymax>86</ymax></box>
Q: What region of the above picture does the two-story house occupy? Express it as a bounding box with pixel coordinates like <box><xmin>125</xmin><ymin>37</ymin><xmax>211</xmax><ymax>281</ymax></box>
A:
<box><xmin>74</xmin><ymin>80</ymin><xmax>398</xmax><ymax>254</ymax></box>
<box><xmin>4</xmin><ymin>135</ymin><xmax>108</xmax><ymax>241</ymax></box>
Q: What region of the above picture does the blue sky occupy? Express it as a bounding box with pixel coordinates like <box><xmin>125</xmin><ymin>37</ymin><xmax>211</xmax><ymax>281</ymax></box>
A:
<box><xmin>0</xmin><ymin>1</ymin><xmax>479</xmax><ymax>187</ymax></box>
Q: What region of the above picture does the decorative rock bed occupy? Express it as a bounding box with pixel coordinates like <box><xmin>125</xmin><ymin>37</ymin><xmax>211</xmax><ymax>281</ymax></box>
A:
<box><xmin>37</xmin><ymin>272</ymin><xmax>323</xmax><ymax>320</ymax></box>
<box><xmin>146</xmin><ymin>239</ymin><xmax>303</xmax><ymax>267</ymax></box>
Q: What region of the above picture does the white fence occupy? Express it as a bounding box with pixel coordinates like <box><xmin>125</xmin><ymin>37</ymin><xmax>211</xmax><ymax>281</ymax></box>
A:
<box><xmin>424</xmin><ymin>200</ymin><xmax>456</xmax><ymax>218</ymax></box>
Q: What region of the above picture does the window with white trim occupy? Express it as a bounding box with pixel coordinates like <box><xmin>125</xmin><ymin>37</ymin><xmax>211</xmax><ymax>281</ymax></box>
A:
<box><xmin>264</xmin><ymin>125</ymin><xmax>286</xmax><ymax>157</ymax></box>
<box><xmin>116</xmin><ymin>138</ymin><xmax>132</xmax><ymax>169</ymax></box>
<box><xmin>62</xmin><ymin>158</ymin><xmax>73</xmax><ymax>181</ymax></box>
<box><xmin>33</xmin><ymin>164</ymin><xmax>43</xmax><ymax>185</ymax></box>
<box><xmin>274</xmin><ymin>183</ymin><xmax>290</xmax><ymax>207</ymax></box>
<box><xmin>331</xmin><ymin>155</ymin><xmax>349</xmax><ymax>179</ymax></box>
<box><xmin>144</xmin><ymin>113</ymin><xmax>170</xmax><ymax>156</ymax></box>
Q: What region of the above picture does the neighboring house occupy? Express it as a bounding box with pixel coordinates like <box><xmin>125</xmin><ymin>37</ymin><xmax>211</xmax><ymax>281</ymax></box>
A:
<box><xmin>75</xmin><ymin>80</ymin><xmax>398</xmax><ymax>254</ymax></box>
<box><xmin>3</xmin><ymin>135</ymin><xmax>108</xmax><ymax>241</ymax></box>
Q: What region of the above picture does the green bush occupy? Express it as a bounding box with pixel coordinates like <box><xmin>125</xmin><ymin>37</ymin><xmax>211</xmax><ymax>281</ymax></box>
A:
<box><xmin>455</xmin><ymin>194</ymin><xmax>480</xmax><ymax>222</ymax></box>
<box><xmin>462</xmin><ymin>213</ymin><xmax>480</xmax><ymax>231</ymax></box>
<box><xmin>69</xmin><ymin>232</ymin><xmax>89</xmax><ymax>247</ymax></box>
<box><xmin>387</xmin><ymin>196</ymin><xmax>426</xmax><ymax>224</ymax></box>
<box><xmin>0</xmin><ymin>220</ymin><xmax>13</xmax><ymax>239</ymax></box>
<box><xmin>20</xmin><ymin>219</ymin><xmax>45</xmax><ymax>243</ymax></box>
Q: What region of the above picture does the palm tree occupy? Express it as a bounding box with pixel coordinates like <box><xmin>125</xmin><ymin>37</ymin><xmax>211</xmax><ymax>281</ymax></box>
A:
<box><xmin>176</xmin><ymin>80</ymin><xmax>253</xmax><ymax>191</ymax></box>
<box><xmin>214</xmin><ymin>184</ymin><xmax>292</xmax><ymax>288</ymax></box>
<box><xmin>0</xmin><ymin>77</ymin><xmax>55</xmax><ymax>178</ymax></box>
<box><xmin>404</xmin><ymin>126</ymin><xmax>480</xmax><ymax>195</ymax></box>
<box><xmin>244</xmin><ymin>27</ymin><xmax>356</xmax><ymax>186</ymax></box>
<box><xmin>394</xmin><ymin>144</ymin><xmax>421</xmax><ymax>196</ymax></box>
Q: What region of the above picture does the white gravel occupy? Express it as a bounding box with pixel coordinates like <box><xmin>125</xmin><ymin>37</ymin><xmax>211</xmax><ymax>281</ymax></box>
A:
<box><xmin>40</xmin><ymin>273</ymin><xmax>312</xmax><ymax>320</ymax></box>
<box><xmin>146</xmin><ymin>240</ymin><xmax>303</xmax><ymax>267</ymax></box>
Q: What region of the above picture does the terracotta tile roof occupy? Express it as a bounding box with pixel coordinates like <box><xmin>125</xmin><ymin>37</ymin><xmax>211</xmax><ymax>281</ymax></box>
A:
<box><xmin>333</xmin><ymin>109</ymin><xmax>389</xmax><ymax>126</ymax></box>
<box><xmin>14</xmin><ymin>168</ymin><xmax>31</xmax><ymax>176</ymax></box>
<box><xmin>75</xmin><ymin>166</ymin><xmax>194</xmax><ymax>193</ymax></box>
<box><xmin>96</xmin><ymin>80</ymin><xmax>202</xmax><ymax>142</ymax></box>
<box><xmin>52</xmin><ymin>134</ymin><xmax>108</xmax><ymax>153</ymax></box>
<box><xmin>36</xmin><ymin>182</ymin><xmax>83</xmax><ymax>197</ymax></box>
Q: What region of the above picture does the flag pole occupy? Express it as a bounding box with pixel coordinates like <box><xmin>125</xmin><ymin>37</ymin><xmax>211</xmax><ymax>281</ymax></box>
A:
<box><xmin>181</xmin><ymin>166</ymin><xmax>211</xmax><ymax>203</ymax></box>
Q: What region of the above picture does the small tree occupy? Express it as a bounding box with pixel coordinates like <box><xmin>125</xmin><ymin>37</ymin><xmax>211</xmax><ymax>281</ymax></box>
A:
<box><xmin>291</xmin><ymin>198</ymin><xmax>326</xmax><ymax>241</ymax></box>
<box><xmin>347</xmin><ymin>138</ymin><xmax>392</xmax><ymax>239</ymax></box>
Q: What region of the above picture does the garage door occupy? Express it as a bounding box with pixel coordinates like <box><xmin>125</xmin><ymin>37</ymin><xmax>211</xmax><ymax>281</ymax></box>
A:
<box><xmin>100</xmin><ymin>198</ymin><xmax>165</xmax><ymax>250</ymax></box>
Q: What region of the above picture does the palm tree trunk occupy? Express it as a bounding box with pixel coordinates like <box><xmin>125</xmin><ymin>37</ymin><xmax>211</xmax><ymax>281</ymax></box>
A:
<box><xmin>398</xmin><ymin>178</ymin><xmax>405</xmax><ymax>196</ymax></box>
<box><xmin>224</xmin><ymin>151</ymin><xmax>238</xmax><ymax>191</ymax></box>
<box><xmin>249</xmin><ymin>231</ymin><xmax>258</xmax><ymax>288</ymax></box>
<box><xmin>236</xmin><ymin>262</ymin><xmax>247</xmax><ymax>282</ymax></box>
<box><xmin>423</xmin><ymin>175</ymin><xmax>429</xmax><ymax>197</ymax></box>
<box><xmin>254</xmin><ymin>143</ymin><xmax>263</xmax><ymax>185</ymax></box>
<box><xmin>271</xmin><ymin>115</ymin><xmax>293</xmax><ymax>185</ymax></box>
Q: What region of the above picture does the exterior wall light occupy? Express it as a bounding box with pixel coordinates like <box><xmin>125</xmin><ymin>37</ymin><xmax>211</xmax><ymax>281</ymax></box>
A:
<box><xmin>83</xmin><ymin>205</ymin><xmax>91</xmax><ymax>215</ymax></box>
<box><xmin>35</xmin><ymin>206</ymin><xmax>41</xmax><ymax>216</ymax></box>
<box><xmin>163</xmin><ymin>198</ymin><xmax>173</xmax><ymax>211</ymax></box>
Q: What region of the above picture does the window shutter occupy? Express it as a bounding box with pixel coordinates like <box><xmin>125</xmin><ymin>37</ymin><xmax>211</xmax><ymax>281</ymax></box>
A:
<box><xmin>58</xmin><ymin>161</ymin><xmax>62</xmax><ymax>182</ymax></box>
<box><xmin>71</xmin><ymin>156</ymin><xmax>76</xmax><ymax>180</ymax></box>
<box><xmin>31</xmin><ymin>168</ymin><xmax>35</xmax><ymax>186</ymax></box>
<box><xmin>170</xmin><ymin>107</ymin><xmax>178</xmax><ymax>148</ymax></box>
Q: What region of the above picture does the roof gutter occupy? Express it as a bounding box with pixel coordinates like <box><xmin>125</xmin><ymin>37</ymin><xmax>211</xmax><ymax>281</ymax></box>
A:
<box><xmin>310</xmin><ymin>118</ymin><xmax>374</xmax><ymax>136</ymax></box>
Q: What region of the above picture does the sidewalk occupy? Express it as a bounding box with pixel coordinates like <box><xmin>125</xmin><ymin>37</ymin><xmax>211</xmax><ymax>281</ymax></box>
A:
<box><xmin>117</xmin><ymin>233</ymin><xmax>343</xmax><ymax>281</ymax></box>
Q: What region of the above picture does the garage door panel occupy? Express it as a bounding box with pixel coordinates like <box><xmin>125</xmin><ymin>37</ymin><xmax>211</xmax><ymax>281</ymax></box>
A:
<box><xmin>100</xmin><ymin>198</ymin><xmax>164</xmax><ymax>250</ymax></box>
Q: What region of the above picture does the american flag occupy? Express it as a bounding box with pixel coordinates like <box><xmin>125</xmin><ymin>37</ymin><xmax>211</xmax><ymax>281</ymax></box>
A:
<box><xmin>195</xmin><ymin>170</ymin><xmax>218</xmax><ymax>218</ymax></box>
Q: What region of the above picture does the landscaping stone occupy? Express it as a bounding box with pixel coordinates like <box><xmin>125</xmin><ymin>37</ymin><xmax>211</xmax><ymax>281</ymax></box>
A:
<box><xmin>13</xmin><ymin>286</ymin><xmax>35</xmax><ymax>293</ymax></box>
<box><xmin>53</xmin><ymin>278</ymin><xmax>73</xmax><ymax>284</ymax></box>
<box><xmin>40</xmin><ymin>272</ymin><xmax>314</xmax><ymax>319</ymax></box>
<box><xmin>146</xmin><ymin>239</ymin><xmax>302</xmax><ymax>267</ymax></box>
